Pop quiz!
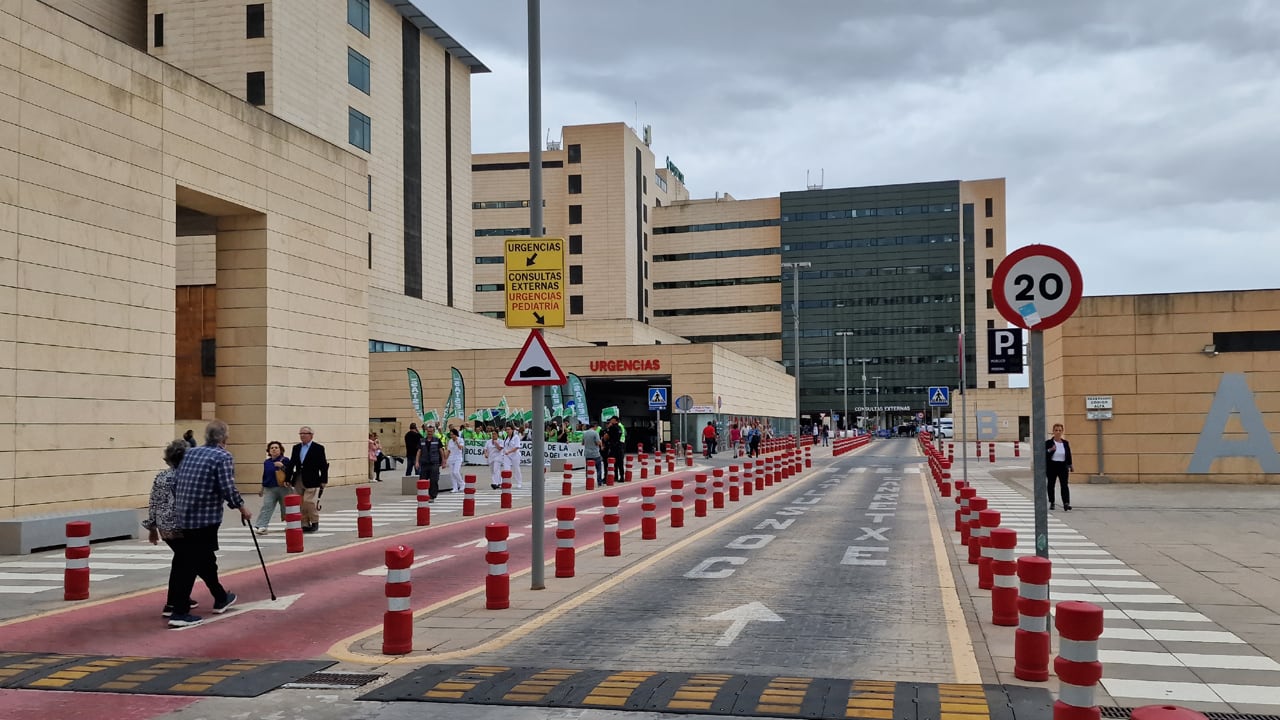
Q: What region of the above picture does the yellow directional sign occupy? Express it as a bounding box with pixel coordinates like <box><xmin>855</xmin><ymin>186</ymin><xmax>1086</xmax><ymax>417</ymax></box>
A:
<box><xmin>504</xmin><ymin>237</ymin><xmax>565</xmax><ymax>328</ymax></box>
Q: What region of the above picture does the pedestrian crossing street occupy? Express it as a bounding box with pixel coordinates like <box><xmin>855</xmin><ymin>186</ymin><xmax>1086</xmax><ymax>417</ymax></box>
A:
<box><xmin>0</xmin><ymin>485</ymin><xmax>536</xmax><ymax>596</ymax></box>
<box><xmin>960</xmin><ymin>476</ymin><xmax>1280</xmax><ymax>709</ymax></box>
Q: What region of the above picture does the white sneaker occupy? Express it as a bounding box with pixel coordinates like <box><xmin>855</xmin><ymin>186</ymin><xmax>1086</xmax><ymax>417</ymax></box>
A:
<box><xmin>254</xmin><ymin>527</ymin><xmax>268</xmax><ymax>535</ymax></box>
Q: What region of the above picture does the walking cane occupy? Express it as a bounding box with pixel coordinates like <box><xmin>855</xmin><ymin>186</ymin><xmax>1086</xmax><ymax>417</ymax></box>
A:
<box><xmin>242</xmin><ymin>516</ymin><xmax>276</xmax><ymax>601</ymax></box>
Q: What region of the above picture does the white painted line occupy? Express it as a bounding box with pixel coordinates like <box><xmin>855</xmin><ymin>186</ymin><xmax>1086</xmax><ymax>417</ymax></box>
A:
<box><xmin>1115</xmin><ymin>609</ymin><xmax>1211</xmax><ymax>623</ymax></box>
<box><xmin>1056</xmin><ymin>592</ymin><xmax>1182</xmax><ymax>604</ymax></box>
<box><xmin>0</xmin><ymin>561</ymin><xmax>170</xmax><ymax>570</ymax></box>
<box><xmin>1053</xmin><ymin>579</ymin><xmax>1159</xmax><ymax>590</ymax></box>
<box><xmin>357</xmin><ymin>554</ymin><xmax>455</xmax><ymax>577</ymax></box>
<box><xmin>0</xmin><ymin>585</ymin><xmax>60</xmax><ymax>594</ymax></box>
<box><xmin>1052</xmin><ymin>568</ymin><xmax>1140</xmax><ymax>576</ymax></box>
<box><xmin>1150</xmin><ymin>629</ymin><xmax>1245</xmax><ymax>644</ymax></box>
<box><xmin>1099</xmin><ymin>650</ymin><xmax>1183</xmax><ymax>667</ymax></box>
<box><xmin>1101</xmin><ymin>678</ymin><xmax>1223</xmax><ymax>703</ymax></box>
<box><xmin>0</xmin><ymin>572</ymin><xmax>122</xmax><ymax>582</ymax></box>
<box><xmin>1099</xmin><ymin>628</ymin><xmax>1153</xmax><ymax>641</ymax></box>
<box><xmin>1175</xmin><ymin>653</ymin><xmax>1280</xmax><ymax>671</ymax></box>
<box><xmin>1211</xmin><ymin>682</ymin><xmax>1280</xmax><ymax>705</ymax></box>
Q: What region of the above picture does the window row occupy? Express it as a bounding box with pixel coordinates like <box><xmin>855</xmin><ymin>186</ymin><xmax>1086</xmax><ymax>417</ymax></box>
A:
<box><xmin>473</xmin><ymin>200</ymin><xmax>546</xmax><ymax>210</ymax></box>
<box><xmin>681</xmin><ymin>332</ymin><xmax>782</xmax><ymax>344</ymax></box>
<box><xmin>370</xmin><ymin>339</ymin><xmax>429</xmax><ymax>353</ymax></box>
<box><xmin>653</xmin><ymin>218</ymin><xmax>781</xmax><ymax>235</ymax></box>
<box><xmin>653</xmin><ymin>303</ymin><xmax>780</xmax><ymax>318</ymax></box>
<box><xmin>782</xmin><ymin>294</ymin><xmax>962</xmax><ymax>311</ymax></box>
<box><xmin>653</xmin><ymin>275</ymin><xmax>779</xmax><ymax>290</ymax></box>
<box><xmin>782</xmin><ymin>233</ymin><xmax>958</xmax><ymax>253</ymax></box>
<box><xmin>793</xmin><ymin>355</ymin><xmax>958</xmax><ymax>368</ymax></box>
<box><xmin>652</xmin><ymin>247</ymin><xmax>780</xmax><ymax>263</ymax></box>
<box><xmin>781</xmin><ymin>202</ymin><xmax>959</xmax><ymax>223</ymax></box>
<box><xmin>789</xmin><ymin>264</ymin><xmax>966</xmax><ymax>281</ymax></box>
<box><xmin>153</xmin><ymin>4</ymin><xmax>265</xmax><ymax>46</ymax></box>
<box><xmin>829</xmin><ymin>324</ymin><xmax>962</xmax><ymax>337</ymax></box>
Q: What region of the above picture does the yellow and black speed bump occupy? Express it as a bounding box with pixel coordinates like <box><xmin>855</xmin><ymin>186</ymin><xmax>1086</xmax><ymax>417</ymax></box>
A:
<box><xmin>359</xmin><ymin>664</ymin><xmax>1055</xmax><ymax>719</ymax></box>
<box><xmin>0</xmin><ymin>651</ymin><xmax>333</xmax><ymax>697</ymax></box>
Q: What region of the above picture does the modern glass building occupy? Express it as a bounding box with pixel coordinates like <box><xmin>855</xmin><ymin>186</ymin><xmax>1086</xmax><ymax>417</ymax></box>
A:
<box><xmin>779</xmin><ymin>180</ymin><xmax>1007</xmax><ymax>430</ymax></box>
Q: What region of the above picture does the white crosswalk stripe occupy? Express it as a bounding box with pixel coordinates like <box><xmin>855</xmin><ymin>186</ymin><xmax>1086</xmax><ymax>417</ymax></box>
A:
<box><xmin>953</xmin><ymin>471</ymin><xmax>1280</xmax><ymax>708</ymax></box>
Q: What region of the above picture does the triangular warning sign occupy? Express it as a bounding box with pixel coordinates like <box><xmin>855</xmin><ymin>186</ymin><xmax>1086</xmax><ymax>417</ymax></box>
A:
<box><xmin>930</xmin><ymin>388</ymin><xmax>948</xmax><ymax>404</ymax></box>
<box><xmin>650</xmin><ymin>389</ymin><xmax>664</xmax><ymax>405</ymax></box>
<box><xmin>505</xmin><ymin>330</ymin><xmax>568</xmax><ymax>387</ymax></box>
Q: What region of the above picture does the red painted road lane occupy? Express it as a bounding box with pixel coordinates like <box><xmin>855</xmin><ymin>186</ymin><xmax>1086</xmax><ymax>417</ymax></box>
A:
<box><xmin>0</xmin><ymin>688</ymin><xmax>196</xmax><ymax>720</ymax></box>
<box><xmin>0</xmin><ymin>474</ymin><xmax>698</xmax><ymax>661</ymax></box>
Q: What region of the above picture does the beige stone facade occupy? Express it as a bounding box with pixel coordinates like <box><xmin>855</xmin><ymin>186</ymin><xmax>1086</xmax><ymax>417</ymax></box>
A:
<box><xmin>938</xmin><ymin>388</ymin><xmax>1031</xmax><ymax>443</ymax></box>
<box><xmin>651</xmin><ymin>196</ymin><xmax>782</xmax><ymax>360</ymax></box>
<box><xmin>3</xmin><ymin>0</ymin><xmax>369</xmax><ymax>516</ymax></box>
<box><xmin>1045</xmin><ymin>290</ymin><xmax>1280</xmax><ymax>484</ymax></box>
<box><xmin>960</xmin><ymin>178</ymin><xmax>1010</xmax><ymax>392</ymax></box>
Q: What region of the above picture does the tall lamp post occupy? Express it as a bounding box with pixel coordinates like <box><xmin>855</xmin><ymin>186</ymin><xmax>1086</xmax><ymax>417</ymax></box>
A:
<box><xmin>781</xmin><ymin>261</ymin><xmax>812</xmax><ymax>438</ymax></box>
<box><xmin>872</xmin><ymin>376</ymin><xmax>882</xmax><ymax>431</ymax></box>
<box><xmin>835</xmin><ymin>331</ymin><xmax>854</xmax><ymax>433</ymax></box>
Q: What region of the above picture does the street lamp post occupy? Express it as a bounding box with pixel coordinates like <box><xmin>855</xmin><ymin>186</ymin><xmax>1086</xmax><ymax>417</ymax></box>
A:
<box><xmin>836</xmin><ymin>331</ymin><xmax>854</xmax><ymax>433</ymax></box>
<box><xmin>781</xmin><ymin>261</ymin><xmax>812</xmax><ymax>439</ymax></box>
<box><xmin>872</xmin><ymin>376</ymin><xmax>882</xmax><ymax>431</ymax></box>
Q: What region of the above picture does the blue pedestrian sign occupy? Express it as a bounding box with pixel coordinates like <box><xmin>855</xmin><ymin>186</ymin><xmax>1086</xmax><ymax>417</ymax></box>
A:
<box><xmin>927</xmin><ymin>386</ymin><xmax>950</xmax><ymax>407</ymax></box>
<box><xmin>648</xmin><ymin>386</ymin><xmax>669</xmax><ymax>411</ymax></box>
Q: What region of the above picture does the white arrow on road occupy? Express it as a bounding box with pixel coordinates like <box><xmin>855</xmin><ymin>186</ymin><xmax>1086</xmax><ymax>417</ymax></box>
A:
<box><xmin>358</xmin><ymin>554</ymin><xmax>455</xmax><ymax>576</ymax></box>
<box><xmin>704</xmin><ymin>602</ymin><xmax>783</xmax><ymax>647</ymax></box>
<box><xmin>173</xmin><ymin>593</ymin><xmax>304</xmax><ymax>630</ymax></box>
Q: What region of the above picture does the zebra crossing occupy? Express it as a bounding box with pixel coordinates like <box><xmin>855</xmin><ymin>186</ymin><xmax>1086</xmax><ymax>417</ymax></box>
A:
<box><xmin>0</xmin><ymin>485</ymin><xmax>534</xmax><ymax>596</ymax></box>
<box><xmin>960</xmin><ymin>478</ymin><xmax>1280</xmax><ymax>709</ymax></box>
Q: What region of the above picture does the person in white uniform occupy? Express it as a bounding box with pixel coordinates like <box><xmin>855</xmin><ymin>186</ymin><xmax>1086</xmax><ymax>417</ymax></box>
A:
<box><xmin>484</xmin><ymin>427</ymin><xmax>507</xmax><ymax>490</ymax></box>
<box><xmin>446</xmin><ymin>427</ymin><xmax>465</xmax><ymax>493</ymax></box>
<box><xmin>503</xmin><ymin>423</ymin><xmax>524</xmax><ymax>489</ymax></box>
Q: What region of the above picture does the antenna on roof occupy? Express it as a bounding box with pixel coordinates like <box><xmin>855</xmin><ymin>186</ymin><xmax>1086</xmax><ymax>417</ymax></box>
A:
<box><xmin>806</xmin><ymin>169</ymin><xmax>824</xmax><ymax>191</ymax></box>
<box><xmin>545</xmin><ymin>128</ymin><xmax>560</xmax><ymax>151</ymax></box>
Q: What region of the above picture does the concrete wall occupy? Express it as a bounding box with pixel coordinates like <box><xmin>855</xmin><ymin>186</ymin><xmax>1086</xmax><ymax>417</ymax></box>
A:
<box><xmin>1045</xmin><ymin>290</ymin><xmax>1280</xmax><ymax>483</ymax></box>
<box><xmin>2</xmin><ymin>0</ymin><xmax>368</xmax><ymax>516</ymax></box>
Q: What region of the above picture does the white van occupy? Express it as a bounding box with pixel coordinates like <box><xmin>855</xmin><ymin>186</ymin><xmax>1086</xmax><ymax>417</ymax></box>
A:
<box><xmin>937</xmin><ymin>418</ymin><xmax>954</xmax><ymax>438</ymax></box>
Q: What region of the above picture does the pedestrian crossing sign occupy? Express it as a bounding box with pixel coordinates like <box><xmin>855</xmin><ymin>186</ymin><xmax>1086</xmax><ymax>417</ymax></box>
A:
<box><xmin>648</xmin><ymin>386</ymin><xmax>668</xmax><ymax>411</ymax></box>
<box><xmin>927</xmin><ymin>386</ymin><xmax>950</xmax><ymax>407</ymax></box>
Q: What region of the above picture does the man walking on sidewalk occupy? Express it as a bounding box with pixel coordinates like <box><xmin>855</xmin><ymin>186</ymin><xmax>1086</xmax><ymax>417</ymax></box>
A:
<box><xmin>168</xmin><ymin>419</ymin><xmax>251</xmax><ymax>627</ymax></box>
<box><xmin>403</xmin><ymin>423</ymin><xmax>421</xmax><ymax>476</ymax></box>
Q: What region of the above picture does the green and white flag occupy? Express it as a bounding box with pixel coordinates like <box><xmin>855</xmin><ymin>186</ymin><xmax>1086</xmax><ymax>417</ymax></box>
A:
<box><xmin>601</xmin><ymin>405</ymin><xmax>620</xmax><ymax>422</ymax></box>
<box><xmin>406</xmin><ymin>368</ymin><xmax>426</xmax><ymax>423</ymax></box>
<box><xmin>568</xmin><ymin>373</ymin><xmax>590</xmax><ymax>425</ymax></box>
<box><xmin>497</xmin><ymin>396</ymin><xmax>509</xmax><ymax>418</ymax></box>
<box><xmin>444</xmin><ymin>367</ymin><xmax>465</xmax><ymax>420</ymax></box>
<box><xmin>423</xmin><ymin>408</ymin><xmax>440</xmax><ymax>423</ymax></box>
<box><xmin>549</xmin><ymin>384</ymin><xmax>565</xmax><ymax>418</ymax></box>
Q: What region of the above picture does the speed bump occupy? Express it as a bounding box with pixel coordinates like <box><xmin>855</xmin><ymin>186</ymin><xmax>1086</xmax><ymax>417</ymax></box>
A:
<box><xmin>360</xmin><ymin>664</ymin><xmax>1054</xmax><ymax>718</ymax></box>
<box><xmin>0</xmin><ymin>651</ymin><xmax>332</xmax><ymax>697</ymax></box>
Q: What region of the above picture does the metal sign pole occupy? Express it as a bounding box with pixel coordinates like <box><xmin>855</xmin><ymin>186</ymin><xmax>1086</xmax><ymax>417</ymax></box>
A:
<box><xmin>1031</xmin><ymin>329</ymin><xmax>1048</xmax><ymax>558</ymax></box>
<box><xmin>527</xmin><ymin>0</ymin><xmax>545</xmax><ymax>590</ymax></box>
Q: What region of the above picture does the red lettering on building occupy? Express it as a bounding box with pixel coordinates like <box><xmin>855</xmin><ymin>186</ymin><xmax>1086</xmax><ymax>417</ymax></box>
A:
<box><xmin>589</xmin><ymin>359</ymin><xmax>662</xmax><ymax>373</ymax></box>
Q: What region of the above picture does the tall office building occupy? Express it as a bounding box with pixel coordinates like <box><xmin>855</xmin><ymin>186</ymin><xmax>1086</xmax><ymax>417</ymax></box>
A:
<box><xmin>779</xmin><ymin>179</ymin><xmax>1007</xmax><ymax>428</ymax></box>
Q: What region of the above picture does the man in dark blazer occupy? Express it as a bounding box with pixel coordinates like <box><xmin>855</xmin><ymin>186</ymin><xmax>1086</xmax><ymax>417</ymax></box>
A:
<box><xmin>1045</xmin><ymin>422</ymin><xmax>1073</xmax><ymax>511</ymax></box>
<box><xmin>287</xmin><ymin>426</ymin><xmax>328</xmax><ymax>532</ymax></box>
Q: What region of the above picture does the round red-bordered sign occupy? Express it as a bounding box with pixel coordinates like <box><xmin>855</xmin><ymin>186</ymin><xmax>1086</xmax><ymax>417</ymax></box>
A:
<box><xmin>991</xmin><ymin>244</ymin><xmax>1083</xmax><ymax>331</ymax></box>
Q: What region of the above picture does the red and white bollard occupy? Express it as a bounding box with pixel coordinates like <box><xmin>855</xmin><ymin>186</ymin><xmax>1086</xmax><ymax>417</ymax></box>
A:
<box><xmin>989</xmin><ymin>442</ymin><xmax>996</xmax><ymax>463</ymax></box>
<box><xmin>804</xmin><ymin>445</ymin><xmax>811</xmax><ymax>468</ymax></box>
<box><xmin>463</xmin><ymin>474</ymin><xmax>476</xmax><ymax>516</ymax></box>
<box><xmin>625</xmin><ymin>454</ymin><xmax>634</xmax><ymax>482</ymax></box>
<box><xmin>1014</xmin><ymin>441</ymin><xmax>1021</xmax><ymax>458</ymax></box>
<box><xmin>500</xmin><ymin>470</ymin><xmax>513</xmax><ymax>509</ymax></box>
<box><xmin>712</xmin><ymin>468</ymin><xmax>725</xmax><ymax>510</ymax></box>
<box><xmin>284</xmin><ymin>494</ymin><xmax>304</xmax><ymax>553</ymax></box>
<box><xmin>485</xmin><ymin>523</ymin><xmax>510</xmax><ymax>610</ymax></box>
<box><xmin>685</xmin><ymin>443</ymin><xmax>694</xmax><ymax>466</ymax></box>
<box><xmin>1054</xmin><ymin>601</ymin><xmax>1104</xmax><ymax>720</ymax></box>
<box><xmin>416</xmin><ymin>479</ymin><xmax>430</xmax><ymax>526</ymax></box>
<box><xmin>978</xmin><ymin>509</ymin><xmax>1002</xmax><ymax>590</ymax></box>
<box><xmin>957</xmin><ymin>486</ymin><xmax>977</xmax><ymax>537</ymax></box>
<box><xmin>585</xmin><ymin>459</ymin><xmax>597</xmax><ymax>491</ymax></box>
<box><xmin>554</xmin><ymin>506</ymin><xmax>576</xmax><ymax>578</ymax></box>
<box><xmin>743</xmin><ymin>461</ymin><xmax>755</xmax><ymax>496</ymax></box>
<box><xmin>562</xmin><ymin>461</ymin><xmax>574</xmax><ymax>496</ymax></box>
<box><xmin>357</xmin><ymin>486</ymin><xmax>373</xmax><ymax>537</ymax></box>
<box><xmin>64</xmin><ymin>521</ymin><xmax>91</xmax><ymax>601</ymax></box>
<box><xmin>606</xmin><ymin>458</ymin><xmax>616</xmax><ymax>486</ymax></box>
<box><xmin>694</xmin><ymin>473</ymin><xmax>709</xmax><ymax>517</ymax></box>
<box><xmin>670</xmin><ymin>479</ymin><xmax>685</xmax><ymax>528</ymax></box>
<box><xmin>947</xmin><ymin>442</ymin><xmax>954</xmax><ymax>463</ymax></box>
<box><xmin>728</xmin><ymin>465</ymin><xmax>740</xmax><ymax>502</ymax></box>
<box><xmin>653</xmin><ymin>451</ymin><xmax>662</xmax><ymax>477</ymax></box>
<box><xmin>638</xmin><ymin>453</ymin><xmax>649</xmax><ymax>480</ymax></box>
<box><xmin>976</xmin><ymin>440</ymin><xmax>982</xmax><ymax>457</ymax></box>
<box><xmin>991</xmin><ymin>528</ymin><xmax>1019</xmax><ymax>626</ymax></box>
<box><xmin>1016</xmin><ymin>556</ymin><xmax>1053</xmax><ymax>682</ymax></box>
<box><xmin>666</xmin><ymin>449</ymin><xmax>675</xmax><ymax>473</ymax></box>
<box><xmin>967</xmin><ymin>497</ymin><xmax>988</xmax><ymax>563</ymax></box>
<box><xmin>641</xmin><ymin>485</ymin><xmax>657</xmax><ymax>540</ymax></box>
<box><xmin>382</xmin><ymin>544</ymin><xmax>414</xmax><ymax>654</ymax></box>
<box><xmin>602</xmin><ymin>495</ymin><xmax>621</xmax><ymax>556</ymax></box>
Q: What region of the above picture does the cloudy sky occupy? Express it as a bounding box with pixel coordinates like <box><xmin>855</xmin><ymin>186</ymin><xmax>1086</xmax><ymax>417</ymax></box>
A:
<box><xmin>424</xmin><ymin>1</ymin><xmax>1279</xmax><ymax>297</ymax></box>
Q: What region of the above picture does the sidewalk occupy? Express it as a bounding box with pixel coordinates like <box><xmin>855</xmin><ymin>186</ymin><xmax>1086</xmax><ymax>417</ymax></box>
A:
<box><xmin>935</xmin><ymin>442</ymin><xmax>1280</xmax><ymax>713</ymax></box>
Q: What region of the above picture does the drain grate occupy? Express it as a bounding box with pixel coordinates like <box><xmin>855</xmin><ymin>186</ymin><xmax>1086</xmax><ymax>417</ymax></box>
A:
<box><xmin>281</xmin><ymin>671</ymin><xmax>383</xmax><ymax>690</ymax></box>
<box><xmin>1101</xmin><ymin>708</ymin><xmax>1280</xmax><ymax>720</ymax></box>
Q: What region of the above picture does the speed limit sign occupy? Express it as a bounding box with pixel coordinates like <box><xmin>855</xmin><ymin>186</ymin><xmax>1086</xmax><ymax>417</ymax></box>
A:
<box><xmin>991</xmin><ymin>244</ymin><xmax>1083</xmax><ymax>330</ymax></box>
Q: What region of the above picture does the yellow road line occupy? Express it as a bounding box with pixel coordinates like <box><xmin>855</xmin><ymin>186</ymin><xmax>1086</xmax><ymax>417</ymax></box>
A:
<box><xmin>919</xmin><ymin>459</ymin><xmax>981</xmax><ymax>683</ymax></box>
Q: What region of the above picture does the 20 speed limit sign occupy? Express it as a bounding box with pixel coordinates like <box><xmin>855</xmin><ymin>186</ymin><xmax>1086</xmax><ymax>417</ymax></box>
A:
<box><xmin>991</xmin><ymin>244</ymin><xmax>1083</xmax><ymax>330</ymax></box>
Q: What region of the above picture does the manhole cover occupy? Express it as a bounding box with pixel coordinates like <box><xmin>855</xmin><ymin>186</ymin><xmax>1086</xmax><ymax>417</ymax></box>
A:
<box><xmin>282</xmin><ymin>672</ymin><xmax>383</xmax><ymax>689</ymax></box>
